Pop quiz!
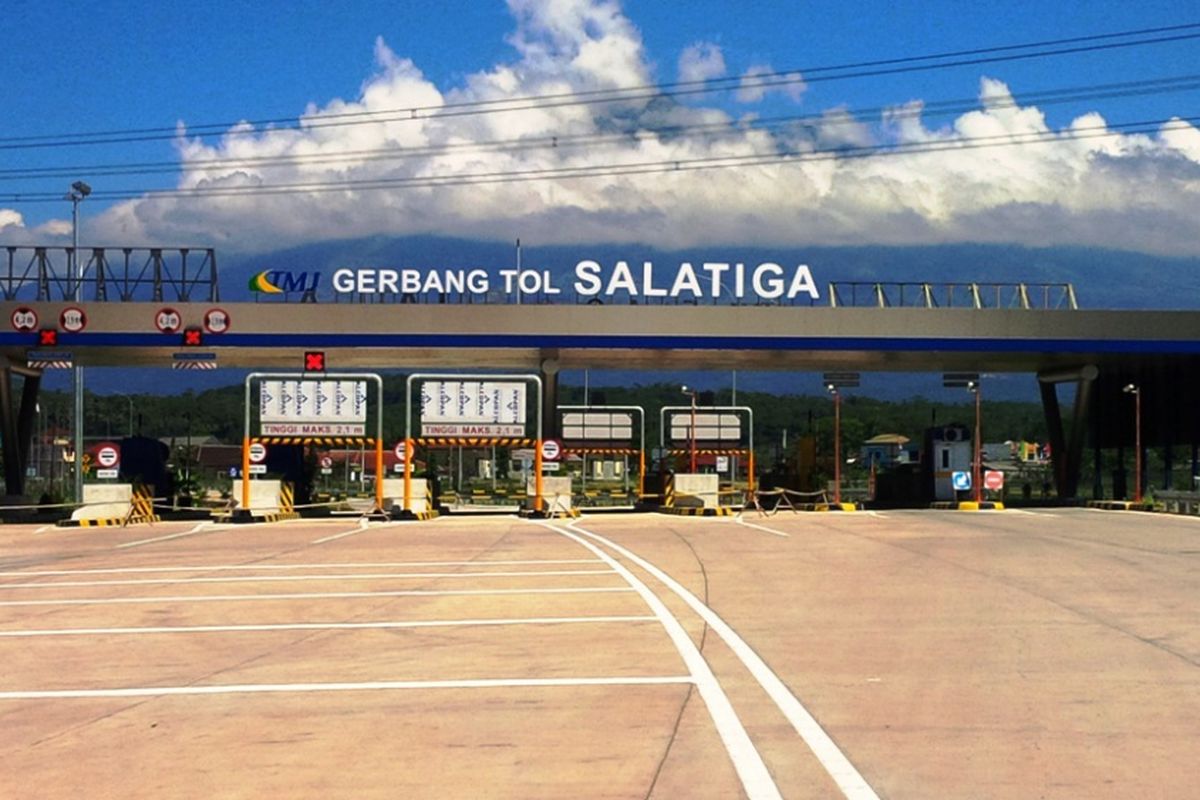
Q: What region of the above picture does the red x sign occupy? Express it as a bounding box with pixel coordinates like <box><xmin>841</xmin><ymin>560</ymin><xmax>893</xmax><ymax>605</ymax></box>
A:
<box><xmin>39</xmin><ymin>329</ymin><xmax>57</xmax><ymax>346</ymax></box>
<box><xmin>304</xmin><ymin>351</ymin><xmax>326</xmax><ymax>372</ymax></box>
<box><xmin>182</xmin><ymin>328</ymin><xmax>203</xmax><ymax>346</ymax></box>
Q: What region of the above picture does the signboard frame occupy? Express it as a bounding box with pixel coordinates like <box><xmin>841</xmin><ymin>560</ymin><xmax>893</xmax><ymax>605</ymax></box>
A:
<box><xmin>243</xmin><ymin>371</ymin><xmax>385</xmax><ymax>516</ymax></box>
<box><xmin>405</xmin><ymin>373</ymin><xmax>544</xmax><ymax>515</ymax></box>
<box><xmin>558</xmin><ymin>404</ymin><xmax>646</xmax><ymax>500</ymax></box>
<box><xmin>659</xmin><ymin>404</ymin><xmax>755</xmax><ymax>495</ymax></box>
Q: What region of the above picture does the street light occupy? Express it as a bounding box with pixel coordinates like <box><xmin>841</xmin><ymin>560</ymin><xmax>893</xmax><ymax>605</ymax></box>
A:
<box><xmin>681</xmin><ymin>385</ymin><xmax>698</xmax><ymax>472</ymax></box>
<box><xmin>1123</xmin><ymin>383</ymin><xmax>1142</xmax><ymax>503</ymax></box>
<box><xmin>826</xmin><ymin>383</ymin><xmax>842</xmax><ymax>505</ymax></box>
<box><xmin>967</xmin><ymin>380</ymin><xmax>982</xmax><ymax>504</ymax></box>
<box><xmin>66</xmin><ymin>181</ymin><xmax>91</xmax><ymax>505</ymax></box>
<box><xmin>822</xmin><ymin>372</ymin><xmax>860</xmax><ymax>506</ymax></box>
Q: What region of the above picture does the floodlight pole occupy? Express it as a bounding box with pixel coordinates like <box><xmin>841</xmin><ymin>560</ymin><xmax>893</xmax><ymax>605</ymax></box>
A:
<box><xmin>828</xmin><ymin>384</ymin><xmax>841</xmax><ymax>505</ymax></box>
<box><xmin>971</xmin><ymin>381</ymin><xmax>982</xmax><ymax>504</ymax></box>
<box><xmin>67</xmin><ymin>182</ymin><xmax>89</xmax><ymax>505</ymax></box>
<box><xmin>1124</xmin><ymin>383</ymin><xmax>1141</xmax><ymax>503</ymax></box>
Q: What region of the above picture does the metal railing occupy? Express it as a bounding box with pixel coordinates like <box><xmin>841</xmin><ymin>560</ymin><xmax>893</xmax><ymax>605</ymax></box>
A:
<box><xmin>827</xmin><ymin>281</ymin><xmax>1077</xmax><ymax>309</ymax></box>
<box><xmin>1</xmin><ymin>246</ymin><xmax>219</xmax><ymax>302</ymax></box>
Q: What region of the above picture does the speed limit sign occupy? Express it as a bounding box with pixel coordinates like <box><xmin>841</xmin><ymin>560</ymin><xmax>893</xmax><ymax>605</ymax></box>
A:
<box><xmin>155</xmin><ymin>307</ymin><xmax>182</xmax><ymax>333</ymax></box>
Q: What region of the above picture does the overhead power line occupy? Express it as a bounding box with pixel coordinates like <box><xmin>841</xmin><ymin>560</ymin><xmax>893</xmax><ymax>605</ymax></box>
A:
<box><xmin>3</xmin><ymin>114</ymin><xmax>1191</xmax><ymax>205</ymax></box>
<box><xmin>2</xmin><ymin>74</ymin><xmax>1198</xmax><ymax>183</ymax></box>
<box><xmin>1</xmin><ymin>23</ymin><xmax>1198</xmax><ymax>151</ymax></box>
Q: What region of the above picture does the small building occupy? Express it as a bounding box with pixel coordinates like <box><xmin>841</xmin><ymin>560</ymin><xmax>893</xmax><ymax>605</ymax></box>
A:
<box><xmin>860</xmin><ymin>433</ymin><xmax>917</xmax><ymax>468</ymax></box>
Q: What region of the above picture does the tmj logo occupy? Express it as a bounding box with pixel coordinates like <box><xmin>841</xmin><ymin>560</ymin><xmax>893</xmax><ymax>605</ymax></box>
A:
<box><xmin>248</xmin><ymin>270</ymin><xmax>321</xmax><ymax>294</ymax></box>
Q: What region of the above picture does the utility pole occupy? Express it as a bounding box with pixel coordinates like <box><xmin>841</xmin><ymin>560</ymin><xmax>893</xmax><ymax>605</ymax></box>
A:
<box><xmin>67</xmin><ymin>181</ymin><xmax>91</xmax><ymax>505</ymax></box>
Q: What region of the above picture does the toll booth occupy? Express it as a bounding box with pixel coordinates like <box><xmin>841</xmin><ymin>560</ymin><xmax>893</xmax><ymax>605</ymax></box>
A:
<box><xmin>923</xmin><ymin>424</ymin><xmax>973</xmax><ymax>501</ymax></box>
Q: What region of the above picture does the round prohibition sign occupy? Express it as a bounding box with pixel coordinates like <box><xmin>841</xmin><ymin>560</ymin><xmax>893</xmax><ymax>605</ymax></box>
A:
<box><xmin>95</xmin><ymin>444</ymin><xmax>120</xmax><ymax>468</ymax></box>
<box><xmin>320</xmin><ymin>455</ymin><xmax>334</xmax><ymax>469</ymax></box>
<box><xmin>540</xmin><ymin>438</ymin><xmax>562</xmax><ymax>462</ymax></box>
<box><xmin>10</xmin><ymin>307</ymin><xmax>38</xmax><ymax>332</ymax></box>
<box><xmin>60</xmin><ymin>306</ymin><xmax>87</xmax><ymax>333</ymax></box>
<box><xmin>155</xmin><ymin>307</ymin><xmax>182</xmax><ymax>333</ymax></box>
<box><xmin>204</xmin><ymin>307</ymin><xmax>230</xmax><ymax>334</ymax></box>
<box><xmin>393</xmin><ymin>441</ymin><xmax>408</xmax><ymax>460</ymax></box>
<box><xmin>248</xmin><ymin>442</ymin><xmax>268</xmax><ymax>463</ymax></box>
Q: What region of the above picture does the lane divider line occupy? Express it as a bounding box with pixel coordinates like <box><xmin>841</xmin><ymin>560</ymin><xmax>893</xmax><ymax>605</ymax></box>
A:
<box><xmin>0</xmin><ymin>615</ymin><xmax>659</xmax><ymax>638</ymax></box>
<box><xmin>536</xmin><ymin>521</ymin><xmax>783</xmax><ymax>800</ymax></box>
<box><xmin>0</xmin><ymin>569</ymin><xmax>617</xmax><ymax>591</ymax></box>
<box><xmin>0</xmin><ymin>675</ymin><xmax>696</xmax><ymax>701</ymax></box>
<box><xmin>0</xmin><ymin>559</ymin><xmax>605</xmax><ymax>578</ymax></box>
<box><xmin>0</xmin><ymin>586</ymin><xmax>636</xmax><ymax>608</ymax></box>
<box><xmin>116</xmin><ymin>523</ymin><xmax>227</xmax><ymax>549</ymax></box>
<box><xmin>564</xmin><ymin>520</ymin><xmax>881</xmax><ymax>800</ymax></box>
<box><xmin>733</xmin><ymin>517</ymin><xmax>790</xmax><ymax>538</ymax></box>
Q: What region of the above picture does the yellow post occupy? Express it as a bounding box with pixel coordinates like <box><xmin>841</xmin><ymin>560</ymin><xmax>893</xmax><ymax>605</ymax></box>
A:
<box><xmin>747</xmin><ymin>449</ymin><xmax>756</xmax><ymax>496</ymax></box>
<box><xmin>402</xmin><ymin>438</ymin><xmax>412</xmax><ymax>511</ymax></box>
<box><xmin>241</xmin><ymin>436</ymin><xmax>251</xmax><ymax>511</ymax></box>
<box><xmin>638</xmin><ymin>449</ymin><xmax>646</xmax><ymax>499</ymax></box>
<box><xmin>535</xmin><ymin>439</ymin><xmax>543</xmax><ymax>512</ymax></box>
<box><xmin>374</xmin><ymin>436</ymin><xmax>384</xmax><ymax>512</ymax></box>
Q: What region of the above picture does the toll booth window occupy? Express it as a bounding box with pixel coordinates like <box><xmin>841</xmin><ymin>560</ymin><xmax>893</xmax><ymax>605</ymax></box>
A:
<box><xmin>941</xmin><ymin>449</ymin><xmax>950</xmax><ymax>469</ymax></box>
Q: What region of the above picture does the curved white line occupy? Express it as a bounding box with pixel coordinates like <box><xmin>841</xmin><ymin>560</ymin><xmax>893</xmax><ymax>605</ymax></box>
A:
<box><xmin>564</xmin><ymin>520</ymin><xmax>880</xmax><ymax>800</ymax></box>
<box><xmin>536</xmin><ymin>522</ymin><xmax>782</xmax><ymax>800</ymax></box>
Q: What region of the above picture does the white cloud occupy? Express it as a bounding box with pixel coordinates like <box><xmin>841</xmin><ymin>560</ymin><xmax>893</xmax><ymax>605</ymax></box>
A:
<box><xmin>678</xmin><ymin>42</ymin><xmax>725</xmax><ymax>84</ymax></box>
<box><xmin>0</xmin><ymin>209</ymin><xmax>25</xmax><ymax>229</ymax></box>
<box><xmin>83</xmin><ymin>1</ymin><xmax>1200</xmax><ymax>257</ymax></box>
<box><xmin>735</xmin><ymin>64</ymin><xmax>806</xmax><ymax>103</ymax></box>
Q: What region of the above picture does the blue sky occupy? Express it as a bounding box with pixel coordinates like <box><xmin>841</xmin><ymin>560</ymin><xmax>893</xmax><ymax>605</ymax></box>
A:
<box><xmin>3</xmin><ymin>0</ymin><xmax>1200</xmax><ymax>255</ymax></box>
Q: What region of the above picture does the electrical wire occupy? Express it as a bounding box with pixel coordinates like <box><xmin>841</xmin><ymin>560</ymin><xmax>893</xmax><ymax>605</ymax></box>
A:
<box><xmin>2</xmin><ymin>74</ymin><xmax>1198</xmax><ymax>183</ymax></box>
<box><xmin>1</xmin><ymin>23</ymin><xmax>1198</xmax><ymax>150</ymax></box>
<box><xmin>2</xmin><ymin>114</ymin><xmax>1188</xmax><ymax>204</ymax></box>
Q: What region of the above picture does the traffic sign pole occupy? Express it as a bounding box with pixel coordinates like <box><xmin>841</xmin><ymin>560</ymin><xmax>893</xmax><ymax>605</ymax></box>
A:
<box><xmin>535</xmin><ymin>439</ymin><xmax>543</xmax><ymax>512</ymax></box>
<box><xmin>241</xmin><ymin>436</ymin><xmax>251</xmax><ymax>512</ymax></box>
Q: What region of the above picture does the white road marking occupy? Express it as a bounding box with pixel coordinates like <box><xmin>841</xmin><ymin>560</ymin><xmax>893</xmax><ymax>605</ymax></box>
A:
<box><xmin>0</xmin><ymin>559</ymin><xmax>602</xmax><ymax>578</ymax></box>
<box><xmin>563</xmin><ymin>520</ymin><xmax>881</xmax><ymax>800</ymax></box>
<box><xmin>0</xmin><ymin>675</ymin><xmax>695</xmax><ymax>700</ymax></box>
<box><xmin>0</xmin><ymin>615</ymin><xmax>657</xmax><ymax>638</ymax></box>
<box><xmin>1008</xmin><ymin>508</ymin><xmax>1060</xmax><ymax>517</ymax></box>
<box><xmin>0</xmin><ymin>586</ymin><xmax>634</xmax><ymax>608</ymax></box>
<box><xmin>733</xmin><ymin>517</ymin><xmax>790</xmax><ymax>538</ymax></box>
<box><xmin>33</xmin><ymin>525</ymin><xmax>55</xmax><ymax>534</ymax></box>
<box><xmin>116</xmin><ymin>522</ymin><xmax>228</xmax><ymax>549</ymax></box>
<box><xmin>537</xmin><ymin>521</ymin><xmax>783</xmax><ymax>800</ymax></box>
<box><xmin>312</xmin><ymin>519</ymin><xmax>371</xmax><ymax>544</ymax></box>
<box><xmin>0</xmin><ymin>568</ymin><xmax>615</xmax><ymax>590</ymax></box>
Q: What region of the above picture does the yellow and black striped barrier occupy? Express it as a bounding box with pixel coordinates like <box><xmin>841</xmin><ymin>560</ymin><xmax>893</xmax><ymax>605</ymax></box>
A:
<box><xmin>254</xmin><ymin>437</ymin><xmax>376</xmax><ymax>446</ymax></box>
<box><xmin>415</xmin><ymin>437</ymin><xmax>535</xmax><ymax>447</ymax></box>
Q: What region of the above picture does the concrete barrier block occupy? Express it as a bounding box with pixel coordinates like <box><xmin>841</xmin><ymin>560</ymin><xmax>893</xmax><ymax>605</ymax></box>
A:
<box><xmin>673</xmin><ymin>474</ymin><xmax>720</xmax><ymax>508</ymax></box>
<box><xmin>231</xmin><ymin>480</ymin><xmax>283</xmax><ymax>516</ymax></box>
<box><xmin>382</xmin><ymin>478</ymin><xmax>429</xmax><ymax>513</ymax></box>
<box><xmin>72</xmin><ymin>483</ymin><xmax>133</xmax><ymax>521</ymax></box>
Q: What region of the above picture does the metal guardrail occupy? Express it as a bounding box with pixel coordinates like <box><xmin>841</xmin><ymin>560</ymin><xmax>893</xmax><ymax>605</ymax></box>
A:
<box><xmin>1157</xmin><ymin>490</ymin><xmax>1200</xmax><ymax>516</ymax></box>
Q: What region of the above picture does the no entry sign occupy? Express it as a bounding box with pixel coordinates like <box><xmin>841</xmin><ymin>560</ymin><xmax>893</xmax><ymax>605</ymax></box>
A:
<box><xmin>984</xmin><ymin>470</ymin><xmax>1005</xmax><ymax>491</ymax></box>
<box><xmin>95</xmin><ymin>443</ymin><xmax>120</xmax><ymax>469</ymax></box>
